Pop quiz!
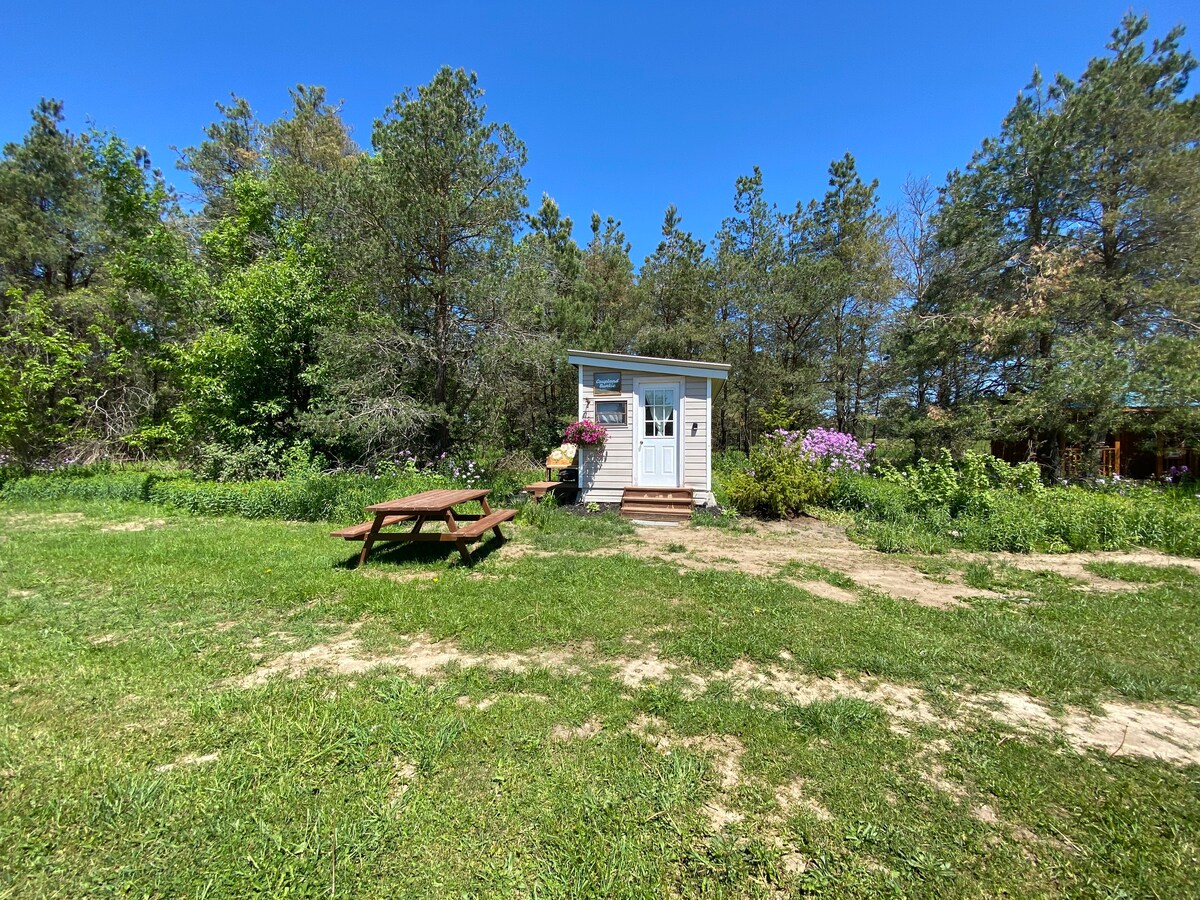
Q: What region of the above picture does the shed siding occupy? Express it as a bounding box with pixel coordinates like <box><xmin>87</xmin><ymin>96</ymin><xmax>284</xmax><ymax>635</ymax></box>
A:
<box><xmin>579</xmin><ymin>365</ymin><xmax>635</xmax><ymax>504</ymax></box>
<box><xmin>682</xmin><ymin>376</ymin><xmax>709</xmax><ymax>492</ymax></box>
<box><xmin>578</xmin><ymin>365</ymin><xmax>713</xmax><ymax>505</ymax></box>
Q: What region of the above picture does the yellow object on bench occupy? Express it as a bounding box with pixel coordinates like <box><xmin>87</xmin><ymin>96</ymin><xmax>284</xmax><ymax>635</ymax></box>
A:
<box><xmin>544</xmin><ymin>442</ymin><xmax>577</xmax><ymax>480</ymax></box>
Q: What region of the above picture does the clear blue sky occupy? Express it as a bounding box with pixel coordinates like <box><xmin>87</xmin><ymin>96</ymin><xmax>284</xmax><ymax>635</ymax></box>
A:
<box><xmin>2</xmin><ymin>1</ymin><xmax>1194</xmax><ymax>263</ymax></box>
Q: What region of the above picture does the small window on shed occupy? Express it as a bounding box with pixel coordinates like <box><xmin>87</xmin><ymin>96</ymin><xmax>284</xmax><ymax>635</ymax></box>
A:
<box><xmin>595</xmin><ymin>400</ymin><xmax>627</xmax><ymax>426</ymax></box>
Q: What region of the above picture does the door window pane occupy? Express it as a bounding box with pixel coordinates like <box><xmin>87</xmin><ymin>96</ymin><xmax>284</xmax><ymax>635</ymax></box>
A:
<box><xmin>643</xmin><ymin>389</ymin><xmax>676</xmax><ymax>437</ymax></box>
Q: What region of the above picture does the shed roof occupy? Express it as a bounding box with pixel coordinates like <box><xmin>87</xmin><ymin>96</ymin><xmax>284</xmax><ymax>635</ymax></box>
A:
<box><xmin>568</xmin><ymin>349</ymin><xmax>731</xmax><ymax>381</ymax></box>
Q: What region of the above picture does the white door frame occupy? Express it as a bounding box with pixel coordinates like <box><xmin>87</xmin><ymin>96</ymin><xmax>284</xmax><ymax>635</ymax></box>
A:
<box><xmin>634</xmin><ymin>377</ymin><xmax>683</xmax><ymax>488</ymax></box>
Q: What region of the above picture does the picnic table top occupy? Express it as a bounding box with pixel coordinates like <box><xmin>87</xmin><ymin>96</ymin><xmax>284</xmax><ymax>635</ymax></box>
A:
<box><xmin>366</xmin><ymin>488</ymin><xmax>491</xmax><ymax>514</ymax></box>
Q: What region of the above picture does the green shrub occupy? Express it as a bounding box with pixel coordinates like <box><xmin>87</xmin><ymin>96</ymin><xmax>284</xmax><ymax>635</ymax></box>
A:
<box><xmin>191</xmin><ymin>440</ymin><xmax>326</xmax><ymax>482</ymax></box>
<box><xmin>725</xmin><ymin>433</ymin><xmax>831</xmax><ymax>517</ymax></box>
<box><xmin>832</xmin><ymin>457</ymin><xmax>1200</xmax><ymax>558</ymax></box>
<box><xmin>517</xmin><ymin>494</ymin><xmax>558</xmax><ymax>530</ymax></box>
<box><xmin>956</xmin><ymin>493</ymin><xmax>1049</xmax><ymax>553</ymax></box>
<box><xmin>147</xmin><ymin>472</ymin><xmax>460</xmax><ymax>522</ymax></box>
<box><xmin>880</xmin><ymin>450</ymin><xmax>1042</xmax><ymax>514</ymax></box>
<box><xmin>2</xmin><ymin>467</ymin><xmax>527</xmax><ymax>526</ymax></box>
<box><xmin>858</xmin><ymin>520</ymin><xmax>949</xmax><ymax>554</ymax></box>
<box><xmin>831</xmin><ymin>476</ymin><xmax>913</xmax><ymax>523</ymax></box>
<box><xmin>2</xmin><ymin>472</ymin><xmax>154</xmax><ymax>502</ymax></box>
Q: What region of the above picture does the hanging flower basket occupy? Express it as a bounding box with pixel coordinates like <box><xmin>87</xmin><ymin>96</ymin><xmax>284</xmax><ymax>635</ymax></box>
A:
<box><xmin>563</xmin><ymin>419</ymin><xmax>608</xmax><ymax>449</ymax></box>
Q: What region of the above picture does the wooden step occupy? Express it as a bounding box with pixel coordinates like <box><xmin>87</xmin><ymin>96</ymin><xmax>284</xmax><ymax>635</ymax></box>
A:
<box><xmin>622</xmin><ymin>487</ymin><xmax>693</xmax><ymax>500</ymax></box>
<box><xmin>619</xmin><ymin>497</ymin><xmax>694</xmax><ymax>509</ymax></box>
<box><xmin>620</xmin><ymin>510</ymin><xmax>691</xmax><ymax>523</ymax></box>
<box><xmin>620</xmin><ymin>501</ymin><xmax>692</xmax><ymax>513</ymax></box>
<box><xmin>619</xmin><ymin>486</ymin><xmax>694</xmax><ymax>522</ymax></box>
<box><xmin>620</xmin><ymin>507</ymin><xmax>692</xmax><ymax>520</ymax></box>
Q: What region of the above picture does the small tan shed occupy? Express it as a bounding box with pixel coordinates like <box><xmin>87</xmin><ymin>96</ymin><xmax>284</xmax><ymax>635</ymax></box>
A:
<box><xmin>569</xmin><ymin>350</ymin><xmax>731</xmax><ymax>506</ymax></box>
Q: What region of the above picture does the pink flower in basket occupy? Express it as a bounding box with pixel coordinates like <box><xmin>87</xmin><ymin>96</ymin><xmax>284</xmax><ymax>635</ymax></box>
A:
<box><xmin>563</xmin><ymin>419</ymin><xmax>608</xmax><ymax>448</ymax></box>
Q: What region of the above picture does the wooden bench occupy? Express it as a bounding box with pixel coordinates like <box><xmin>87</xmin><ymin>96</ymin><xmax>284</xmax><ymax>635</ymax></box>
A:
<box><xmin>522</xmin><ymin>480</ymin><xmax>577</xmax><ymax>503</ymax></box>
<box><xmin>334</xmin><ymin>490</ymin><xmax>519</xmax><ymax>565</ymax></box>
<box><xmin>454</xmin><ymin>508</ymin><xmax>517</xmax><ymax>540</ymax></box>
<box><xmin>330</xmin><ymin>514</ymin><xmax>412</xmax><ymax>540</ymax></box>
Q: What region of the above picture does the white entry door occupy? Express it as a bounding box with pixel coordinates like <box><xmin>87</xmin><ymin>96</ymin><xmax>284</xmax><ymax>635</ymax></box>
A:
<box><xmin>638</xmin><ymin>383</ymin><xmax>679</xmax><ymax>487</ymax></box>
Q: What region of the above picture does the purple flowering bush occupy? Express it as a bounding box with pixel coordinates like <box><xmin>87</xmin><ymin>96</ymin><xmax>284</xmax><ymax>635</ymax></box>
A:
<box><xmin>796</xmin><ymin>428</ymin><xmax>874</xmax><ymax>473</ymax></box>
<box><xmin>563</xmin><ymin>419</ymin><xmax>608</xmax><ymax>448</ymax></box>
<box><xmin>725</xmin><ymin>427</ymin><xmax>869</xmax><ymax>517</ymax></box>
<box><xmin>1165</xmin><ymin>465</ymin><xmax>1191</xmax><ymax>484</ymax></box>
<box><xmin>379</xmin><ymin>449</ymin><xmax>484</xmax><ymax>487</ymax></box>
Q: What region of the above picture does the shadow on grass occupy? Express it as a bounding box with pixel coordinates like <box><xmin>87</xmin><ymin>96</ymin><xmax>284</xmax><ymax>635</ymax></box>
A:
<box><xmin>333</xmin><ymin>535</ymin><xmax>509</xmax><ymax>570</ymax></box>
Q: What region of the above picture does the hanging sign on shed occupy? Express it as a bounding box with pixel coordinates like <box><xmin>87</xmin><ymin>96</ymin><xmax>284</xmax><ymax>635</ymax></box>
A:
<box><xmin>593</xmin><ymin>371</ymin><xmax>622</xmax><ymax>394</ymax></box>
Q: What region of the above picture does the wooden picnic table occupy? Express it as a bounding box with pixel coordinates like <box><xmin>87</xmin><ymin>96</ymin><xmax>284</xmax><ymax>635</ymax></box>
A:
<box><xmin>330</xmin><ymin>488</ymin><xmax>517</xmax><ymax>566</ymax></box>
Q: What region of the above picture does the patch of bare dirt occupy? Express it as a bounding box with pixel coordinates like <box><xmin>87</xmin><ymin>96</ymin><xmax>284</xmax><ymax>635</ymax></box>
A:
<box><xmin>713</xmin><ymin>660</ymin><xmax>951</xmax><ymax>731</ymax></box>
<box><xmin>629</xmin><ymin>519</ymin><xmax>992</xmax><ymax>609</ymax></box>
<box><xmin>363</xmin><ymin>569</ymin><xmax>444</xmax><ymax>584</ymax></box>
<box><xmin>7</xmin><ymin>589</ymin><xmax>37</xmax><ymax>599</ymax></box>
<box><xmin>956</xmin><ymin>549</ymin><xmax>1200</xmax><ymax>591</ymax></box>
<box><xmin>456</xmin><ymin>695</ymin><xmax>496</xmax><ymax>711</ymax></box>
<box><xmin>701</xmin><ymin>801</ymin><xmax>744</xmax><ymax>832</ymax></box>
<box><xmin>965</xmin><ymin>691</ymin><xmax>1200</xmax><ymax>766</ymax></box>
<box><xmin>155</xmin><ymin>750</ymin><xmax>219</xmax><ymax>773</ymax></box>
<box><xmin>973</xmin><ymin>804</ymin><xmax>1000</xmax><ymax>824</ymax></box>
<box><xmin>228</xmin><ymin>628</ymin><xmax>1200</xmax><ymax>767</ymax></box>
<box><xmin>550</xmin><ymin>719</ymin><xmax>603</xmax><ymax>741</ymax></box>
<box><xmin>389</xmin><ymin>756</ymin><xmax>417</xmax><ymax>800</ymax></box>
<box><xmin>88</xmin><ymin>633</ymin><xmax>123</xmax><ymax>647</ymax></box>
<box><xmin>227</xmin><ymin>626</ymin><xmax>582</xmax><ymax>689</ymax></box>
<box><xmin>787</xmin><ymin>580</ymin><xmax>859</xmax><ymax>604</ymax></box>
<box><xmin>628</xmin><ymin>713</ymin><xmax>746</xmax><ymax>830</ymax></box>
<box><xmin>613</xmin><ymin>652</ymin><xmax>676</xmax><ymax>688</ymax></box>
<box><xmin>774</xmin><ymin>776</ymin><xmax>833</xmax><ymax>821</ymax></box>
<box><xmin>780</xmin><ymin>852</ymin><xmax>812</xmax><ymax>875</ymax></box>
<box><xmin>3</xmin><ymin>512</ymin><xmax>86</xmax><ymax>527</ymax></box>
<box><xmin>100</xmin><ymin>519</ymin><xmax>166</xmax><ymax>533</ymax></box>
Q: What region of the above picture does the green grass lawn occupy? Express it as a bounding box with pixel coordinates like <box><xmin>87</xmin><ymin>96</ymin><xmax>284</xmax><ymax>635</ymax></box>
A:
<box><xmin>2</xmin><ymin>500</ymin><xmax>1198</xmax><ymax>898</ymax></box>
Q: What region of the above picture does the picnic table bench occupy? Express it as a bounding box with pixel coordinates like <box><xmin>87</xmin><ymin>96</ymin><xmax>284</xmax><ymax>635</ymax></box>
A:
<box><xmin>331</xmin><ymin>489</ymin><xmax>516</xmax><ymax>565</ymax></box>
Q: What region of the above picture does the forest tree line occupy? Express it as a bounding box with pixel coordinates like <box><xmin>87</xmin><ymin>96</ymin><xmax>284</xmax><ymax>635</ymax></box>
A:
<box><xmin>0</xmin><ymin>15</ymin><xmax>1196</xmax><ymax>477</ymax></box>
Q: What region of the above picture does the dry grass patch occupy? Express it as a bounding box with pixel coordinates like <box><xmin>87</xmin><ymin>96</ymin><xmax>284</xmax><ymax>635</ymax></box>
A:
<box><xmin>628</xmin><ymin>713</ymin><xmax>746</xmax><ymax>831</ymax></box>
<box><xmin>155</xmin><ymin>751</ymin><xmax>220</xmax><ymax>773</ymax></box>
<box><xmin>774</xmin><ymin>776</ymin><xmax>833</xmax><ymax>822</ymax></box>
<box><xmin>550</xmin><ymin>719</ymin><xmax>603</xmax><ymax>742</ymax></box>
<box><xmin>964</xmin><ymin>691</ymin><xmax>1200</xmax><ymax>765</ymax></box>
<box><xmin>956</xmin><ymin>549</ymin><xmax>1200</xmax><ymax>591</ymax></box>
<box><xmin>2</xmin><ymin>512</ymin><xmax>87</xmax><ymax>528</ymax></box>
<box><xmin>227</xmin><ymin>628</ymin><xmax>1200</xmax><ymax>767</ymax></box>
<box><xmin>99</xmin><ymin>518</ymin><xmax>166</xmax><ymax>533</ymax></box>
<box><xmin>629</xmin><ymin>518</ymin><xmax>993</xmax><ymax>609</ymax></box>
